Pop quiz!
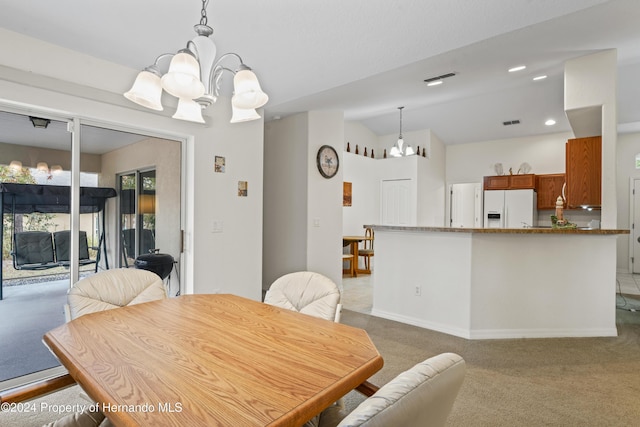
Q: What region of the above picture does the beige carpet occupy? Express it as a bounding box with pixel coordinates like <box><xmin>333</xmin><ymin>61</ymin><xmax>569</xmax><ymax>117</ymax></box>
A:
<box><xmin>2</xmin><ymin>307</ymin><xmax>640</xmax><ymax>426</ymax></box>
<box><xmin>340</xmin><ymin>306</ymin><xmax>640</xmax><ymax>426</ymax></box>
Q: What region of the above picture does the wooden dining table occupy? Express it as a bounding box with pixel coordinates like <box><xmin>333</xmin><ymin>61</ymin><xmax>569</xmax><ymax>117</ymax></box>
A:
<box><xmin>343</xmin><ymin>235</ymin><xmax>373</xmax><ymax>276</ymax></box>
<box><xmin>43</xmin><ymin>294</ymin><xmax>383</xmax><ymax>427</ymax></box>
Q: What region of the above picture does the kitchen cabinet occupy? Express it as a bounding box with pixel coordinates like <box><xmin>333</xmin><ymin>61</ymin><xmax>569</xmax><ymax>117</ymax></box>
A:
<box><xmin>483</xmin><ymin>174</ymin><xmax>535</xmax><ymax>190</ymax></box>
<box><xmin>483</xmin><ymin>175</ymin><xmax>510</xmax><ymax>190</ymax></box>
<box><xmin>509</xmin><ymin>174</ymin><xmax>536</xmax><ymax>189</ymax></box>
<box><xmin>535</xmin><ymin>174</ymin><xmax>566</xmax><ymax>209</ymax></box>
<box><xmin>565</xmin><ymin>136</ymin><xmax>601</xmax><ymax>208</ymax></box>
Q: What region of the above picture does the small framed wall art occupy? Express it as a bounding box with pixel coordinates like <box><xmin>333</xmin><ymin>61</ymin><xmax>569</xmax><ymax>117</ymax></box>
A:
<box><xmin>343</xmin><ymin>182</ymin><xmax>352</xmax><ymax>206</ymax></box>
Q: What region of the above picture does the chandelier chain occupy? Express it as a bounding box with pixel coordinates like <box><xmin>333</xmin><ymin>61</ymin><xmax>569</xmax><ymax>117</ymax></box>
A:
<box><xmin>200</xmin><ymin>0</ymin><xmax>210</xmax><ymax>25</ymax></box>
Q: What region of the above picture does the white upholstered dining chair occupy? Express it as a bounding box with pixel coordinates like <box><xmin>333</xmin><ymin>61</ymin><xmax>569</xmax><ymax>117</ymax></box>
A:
<box><xmin>264</xmin><ymin>271</ymin><xmax>342</xmax><ymax>322</ymax></box>
<box><xmin>65</xmin><ymin>268</ymin><xmax>167</xmax><ymax>320</ymax></box>
<box><xmin>306</xmin><ymin>352</ymin><xmax>466</xmax><ymax>427</ymax></box>
<box><xmin>49</xmin><ymin>269</ymin><xmax>166</xmax><ymax>427</ymax></box>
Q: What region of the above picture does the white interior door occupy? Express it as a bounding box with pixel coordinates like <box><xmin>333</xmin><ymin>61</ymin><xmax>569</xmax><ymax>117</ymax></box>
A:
<box><xmin>381</xmin><ymin>179</ymin><xmax>412</xmax><ymax>225</ymax></box>
<box><xmin>450</xmin><ymin>183</ymin><xmax>481</xmax><ymax>228</ymax></box>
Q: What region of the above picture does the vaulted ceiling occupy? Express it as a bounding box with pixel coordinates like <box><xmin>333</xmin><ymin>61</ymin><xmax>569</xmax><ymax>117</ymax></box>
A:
<box><xmin>0</xmin><ymin>0</ymin><xmax>639</xmax><ymax>150</ymax></box>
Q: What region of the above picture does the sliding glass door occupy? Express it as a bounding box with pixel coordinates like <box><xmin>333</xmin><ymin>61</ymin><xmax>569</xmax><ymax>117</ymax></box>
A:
<box><xmin>0</xmin><ymin>110</ymin><xmax>72</xmax><ymax>387</ymax></box>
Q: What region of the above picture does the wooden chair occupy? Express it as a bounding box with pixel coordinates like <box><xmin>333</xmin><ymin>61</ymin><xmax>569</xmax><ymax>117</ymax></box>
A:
<box><xmin>342</xmin><ymin>253</ymin><xmax>355</xmax><ymax>277</ymax></box>
<box><xmin>359</xmin><ymin>227</ymin><xmax>374</xmax><ymax>272</ymax></box>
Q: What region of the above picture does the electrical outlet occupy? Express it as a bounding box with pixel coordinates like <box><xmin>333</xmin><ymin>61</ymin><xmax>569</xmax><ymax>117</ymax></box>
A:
<box><xmin>414</xmin><ymin>286</ymin><xmax>421</xmax><ymax>296</ymax></box>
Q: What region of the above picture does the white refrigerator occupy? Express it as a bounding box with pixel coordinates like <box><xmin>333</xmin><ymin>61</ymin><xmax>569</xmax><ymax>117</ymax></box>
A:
<box><xmin>483</xmin><ymin>189</ymin><xmax>536</xmax><ymax>228</ymax></box>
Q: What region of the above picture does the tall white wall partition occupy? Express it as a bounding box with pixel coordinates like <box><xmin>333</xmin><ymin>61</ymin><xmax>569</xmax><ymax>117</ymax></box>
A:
<box><xmin>263</xmin><ymin>111</ymin><xmax>344</xmax><ymax>290</ymax></box>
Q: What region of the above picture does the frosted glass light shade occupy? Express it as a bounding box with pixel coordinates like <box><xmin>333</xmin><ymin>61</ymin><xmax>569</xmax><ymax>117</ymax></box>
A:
<box><xmin>232</xmin><ymin>69</ymin><xmax>268</xmax><ymax>109</ymax></box>
<box><xmin>230</xmin><ymin>105</ymin><xmax>261</xmax><ymax>123</ymax></box>
<box><xmin>37</xmin><ymin>162</ymin><xmax>49</xmax><ymax>172</ymax></box>
<box><xmin>9</xmin><ymin>160</ymin><xmax>22</xmax><ymax>171</ymax></box>
<box><xmin>172</xmin><ymin>98</ymin><xmax>205</xmax><ymax>123</ymax></box>
<box><xmin>405</xmin><ymin>145</ymin><xmax>415</xmax><ymax>156</ymax></box>
<box><xmin>161</xmin><ymin>52</ymin><xmax>205</xmax><ymax>100</ymax></box>
<box><xmin>124</xmin><ymin>70</ymin><xmax>164</xmax><ymax>111</ymax></box>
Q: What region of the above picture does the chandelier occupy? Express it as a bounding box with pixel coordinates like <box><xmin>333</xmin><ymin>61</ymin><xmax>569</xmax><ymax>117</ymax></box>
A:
<box><xmin>124</xmin><ymin>0</ymin><xmax>268</xmax><ymax>124</ymax></box>
<box><xmin>389</xmin><ymin>106</ymin><xmax>415</xmax><ymax>157</ymax></box>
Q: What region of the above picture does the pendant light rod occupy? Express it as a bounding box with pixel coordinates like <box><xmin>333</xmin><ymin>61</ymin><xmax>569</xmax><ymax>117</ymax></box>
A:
<box><xmin>389</xmin><ymin>106</ymin><xmax>414</xmax><ymax>157</ymax></box>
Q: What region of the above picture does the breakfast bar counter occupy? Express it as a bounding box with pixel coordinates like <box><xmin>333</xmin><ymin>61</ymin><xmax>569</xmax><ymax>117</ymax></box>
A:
<box><xmin>366</xmin><ymin>225</ymin><xmax>629</xmax><ymax>339</ymax></box>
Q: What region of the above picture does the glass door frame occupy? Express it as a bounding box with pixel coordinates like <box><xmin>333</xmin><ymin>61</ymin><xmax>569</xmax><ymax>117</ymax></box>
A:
<box><xmin>117</xmin><ymin>167</ymin><xmax>157</xmax><ymax>267</ymax></box>
<box><xmin>0</xmin><ymin>106</ymin><xmax>76</xmax><ymax>390</ymax></box>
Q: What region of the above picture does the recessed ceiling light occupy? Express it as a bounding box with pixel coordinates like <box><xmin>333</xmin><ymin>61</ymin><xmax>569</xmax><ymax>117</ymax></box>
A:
<box><xmin>427</xmin><ymin>80</ymin><xmax>443</xmax><ymax>87</ymax></box>
<box><xmin>545</xmin><ymin>119</ymin><xmax>556</xmax><ymax>126</ymax></box>
<box><xmin>508</xmin><ymin>65</ymin><xmax>526</xmax><ymax>73</ymax></box>
<box><xmin>533</xmin><ymin>75</ymin><xmax>547</xmax><ymax>81</ymax></box>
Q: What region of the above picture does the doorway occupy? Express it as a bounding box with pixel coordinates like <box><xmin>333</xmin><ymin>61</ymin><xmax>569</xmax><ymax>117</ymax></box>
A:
<box><xmin>119</xmin><ymin>169</ymin><xmax>157</xmax><ymax>266</ymax></box>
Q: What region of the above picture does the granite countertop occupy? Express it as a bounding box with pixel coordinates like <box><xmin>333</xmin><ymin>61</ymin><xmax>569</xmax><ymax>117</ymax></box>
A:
<box><xmin>365</xmin><ymin>225</ymin><xmax>629</xmax><ymax>235</ymax></box>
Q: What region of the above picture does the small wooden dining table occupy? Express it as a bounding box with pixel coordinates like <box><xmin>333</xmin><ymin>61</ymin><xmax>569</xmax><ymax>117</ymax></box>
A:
<box><xmin>43</xmin><ymin>294</ymin><xmax>383</xmax><ymax>427</ymax></box>
<box><xmin>343</xmin><ymin>235</ymin><xmax>373</xmax><ymax>276</ymax></box>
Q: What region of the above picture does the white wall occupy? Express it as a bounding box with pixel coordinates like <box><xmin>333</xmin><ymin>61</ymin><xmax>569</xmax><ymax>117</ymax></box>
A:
<box><xmin>307</xmin><ymin>111</ymin><xmax>344</xmax><ymax>286</ymax></box>
<box><xmin>345</xmin><ymin>121</ymin><xmax>378</xmax><ymax>155</ymax></box>
<box><xmin>263</xmin><ymin>114</ymin><xmax>309</xmax><ymax>288</ymax></box>
<box><xmin>343</xmin><ymin>129</ymin><xmax>446</xmax><ymax>236</ymax></box>
<box><xmin>615</xmin><ymin>132</ymin><xmax>640</xmax><ymax>270</ymax></box>
<box><xmin>343</xmin><ymin>153</ymin><xmax>378</xmax><ymax>235</ymax></box>
<box><xmin>417</xmin><ymin>131</ymin><xmax>446</xmax><ymax>226</ymax></box>
<box><xmin>446</xmin><ymin>132</ymin><xmax>571</xmax><ymax>182</ymax></box>
<box><xmin>263</xmin><ymin>111</ymin><xmax>344</xmax><ymax>290</ymax></box>
<box><xmin>0</xmin><ymin>28</ymin><xmax>265</xmax><ymax>300</ymax></box>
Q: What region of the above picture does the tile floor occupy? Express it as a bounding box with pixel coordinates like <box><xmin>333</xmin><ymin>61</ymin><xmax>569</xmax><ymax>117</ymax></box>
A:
<box><xmin>616</xmin><ymin>271</ymin><xmax>640</xmax><ymax>295</ymax></box>
<box><xmin>342</xmin><ymin>271</ymin><xmax>640</xmax><ymax>316</ymax></box>
<box><xmin>341</xmin><ymin>273</ymin><xmax>373</xmax><ymax>314</ymax></box>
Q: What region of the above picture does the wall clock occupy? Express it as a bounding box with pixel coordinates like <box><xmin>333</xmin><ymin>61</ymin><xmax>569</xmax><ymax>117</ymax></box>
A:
<box><xmin>316</xmin><ymin>145</ymin><xmax>339</xmax><ymax>179</ymax></box>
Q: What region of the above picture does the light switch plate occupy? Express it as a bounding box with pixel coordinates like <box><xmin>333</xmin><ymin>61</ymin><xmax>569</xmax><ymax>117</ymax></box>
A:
<box><xmin>212</xmin><ymin>220</ymin><xmax>223</xmax><ymax>233</ymax></box>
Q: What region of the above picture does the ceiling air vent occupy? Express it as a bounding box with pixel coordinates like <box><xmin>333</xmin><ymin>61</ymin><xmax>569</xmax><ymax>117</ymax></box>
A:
<box><xmin>423</xmin><ymin>72</ymin><xmax>456</xmax><ymax>83</ymax></box>
<box><xmin>503</xmin><ymin>120</ymin><xmax>521</xmax><ymax>126</ymax></box>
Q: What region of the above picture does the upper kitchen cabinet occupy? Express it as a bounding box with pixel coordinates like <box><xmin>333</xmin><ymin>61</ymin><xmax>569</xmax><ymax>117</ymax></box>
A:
<box><xmin>484</xmin><ymin>174</ymin><xmax>535</xmax><ymax>190</ymax></box>
<box><xmin>565</xmin><ymin>136</ymin><xmax>601</xmax><ymax>209</ymax></box>
<box><xmin>483</xmin><ymin>175</ymin><xmax>510</xmax><ymax>190</ymax></box>
<box><xmin>535</xmin><ymin>174</ymin><xmax>566</xmax><ymax>209</ymax></box>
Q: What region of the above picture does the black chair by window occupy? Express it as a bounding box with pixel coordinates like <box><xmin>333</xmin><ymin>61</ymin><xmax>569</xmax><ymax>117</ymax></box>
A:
<box><xmin>11</xmin><ymin>231</ymin><xmax>58</xmax><ymax>270</ymax></box>
<box><xmin>53</xmin><ymin>230</ymin><xmax>97</xmax><ymax>267</ymax></box>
